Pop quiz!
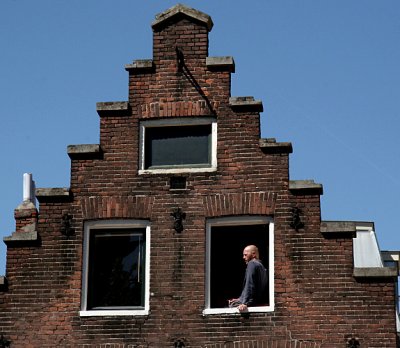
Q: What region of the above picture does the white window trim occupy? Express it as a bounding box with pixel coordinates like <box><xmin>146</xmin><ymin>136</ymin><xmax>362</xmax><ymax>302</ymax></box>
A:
<box><xmin>203</xmin><ymin>216</ymin><xmax>274</xmax><ymax>315</ymax></box>
<box><xmin>138</xmin><ymin>117</ymin><xmax>217</xmax><ymax>174</ymax></box>
<box><xmin>80</xmin><ymin>219</ymin><xmax>151</xmax><ymax>317</ymax></box>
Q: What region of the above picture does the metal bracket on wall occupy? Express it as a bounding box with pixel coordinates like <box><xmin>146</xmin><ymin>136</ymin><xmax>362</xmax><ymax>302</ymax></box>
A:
<box><xmin>347</xmin><ymin>338</ymin><xmax>360</xmax><ymax>348</ymax></box>
<box><xmin>171</xmin><ymin>208</ymin><xmax>186</xmax><ymax>233</ymax></box>
<box><xmin>290</xmin><ymin>207</ymin><xmax>304</xmax><ymax>231</ymax></box>
<box><xmin>175</xmin><ymin>46</ymin><xmax>184</xmax><ymax>72</ymax></box>
<box><xmin>61</xmin><ymin>213</ymin><xmax>74</xmax><ymax>236</ymax></box>
<box><xmin>174</xmin><ymin>339</ymin><xmax>185</xmax><ymax>348</ymax></box>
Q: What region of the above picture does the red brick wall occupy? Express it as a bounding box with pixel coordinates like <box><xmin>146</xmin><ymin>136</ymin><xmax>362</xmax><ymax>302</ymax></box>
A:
<box><xmin>0</xmin><ymin>8</ymin><xmax>397</xmax><ymax>348</ymax></box>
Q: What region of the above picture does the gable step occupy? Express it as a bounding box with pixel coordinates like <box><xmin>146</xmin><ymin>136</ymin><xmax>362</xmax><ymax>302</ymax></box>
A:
<box><xmin>260</xmin><ymin>138</ymin><xmax>292</xmax><ymax>154</ymax></box>
<box><xmin>289</xmin><ymin>180</ymin><xmax>323</xmax><ymax>195</ymax></box>
<box><xmin>96</xmin><ymin>101</ymin><xmax>130</xmax><ymax>117</ymax></box>
<box><xmin>35</xmin><ymin>188</ymin><xmax>71</xmax><ymax>203</ymax></box>
<box><xmin>67</xmin><ymin>144</ymin><xmax>102</xmax><ymax>160</ymax></box>
<box><xmin>229</xmin><ymin>96</ymin><xmax>263</xmax><ymax>112</ymax></box>
<box><xmin>206</xmin><ymin>56</ymin><xmax>235</xmax><ymax>72</ymax></box>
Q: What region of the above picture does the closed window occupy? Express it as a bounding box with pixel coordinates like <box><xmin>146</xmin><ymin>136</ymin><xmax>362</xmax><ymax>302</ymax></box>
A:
<box><xmin>80</xmin><ymin>220</ymin><xmax>150</xmax><ymax>316</ymax></box>
<box><xmin>139</xmin><ymin>117</ymin><xmax>217</xmax><ymax>174</ymax></box>
<box><xmin>145</xmin><ymin>124</ymin><xmax>211</xmax><ymax>168</ymax></box>
<box><xmin>204</xmin><ymin>216</ymin><xmax>274</xmax><ymax>315</ymax></box>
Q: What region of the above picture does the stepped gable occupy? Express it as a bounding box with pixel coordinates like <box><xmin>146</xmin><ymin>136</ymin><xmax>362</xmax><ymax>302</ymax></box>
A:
<box><xmin>0</xmin><ymin>4</ymin><xmax>398</xmax><ymax>348</ymax></box>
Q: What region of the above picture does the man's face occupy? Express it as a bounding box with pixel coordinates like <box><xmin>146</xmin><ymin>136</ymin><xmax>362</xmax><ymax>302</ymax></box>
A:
<box><xmin>242</xmin><ymin>247</ymin><xmax>254</xmax><ymax>264</ymax></box>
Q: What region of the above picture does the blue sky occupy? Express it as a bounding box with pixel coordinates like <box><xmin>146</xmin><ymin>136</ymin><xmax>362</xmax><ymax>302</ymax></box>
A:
<box><xmin>0</xmin><ymin>0</ymin><xmax>399</xmax><ymax>274</ymax></box>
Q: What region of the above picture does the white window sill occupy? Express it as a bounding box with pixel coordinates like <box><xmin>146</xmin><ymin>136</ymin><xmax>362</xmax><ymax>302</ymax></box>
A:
<box><xmin>139</xmin><ymin>167</ymin><xmax>217</xmax><ymax>175</ymax></box>
<box><xmin>203</xmin><ymin>305</ymin><xmax>273</xmax><ymax>315</ymax></box>
<box><xmin>79</xmin><ymin>309</ymin><xmax>149</xmax><ymax>317</ymax></box>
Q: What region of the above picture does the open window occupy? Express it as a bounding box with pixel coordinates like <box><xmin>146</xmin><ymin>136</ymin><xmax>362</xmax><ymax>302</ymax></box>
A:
<box><xmin>139</xmin><ymin>117</ymin><xmax>217</xmax><ymax>174</ymax></box>
<box><xmin>80</xmin><ymin>220</ymin><xmax>150</xmax><ymax>316</ymax></box>
<box><xmin>204</xmin><ymin>216</ymin><xmax>274</xmax><ymax>315</ymax></box>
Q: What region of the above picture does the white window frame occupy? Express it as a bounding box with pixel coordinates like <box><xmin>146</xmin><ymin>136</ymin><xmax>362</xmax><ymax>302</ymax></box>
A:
<box><xmin>138</xmin><ymin>117</ymin><xmax>217</xmax><ymax>174</ymax></box>
<box><xmin>80</xmin><ymin>219</ymin><xmax>151</xmax><ymax>317</ymax></box>
<box><xmin>203</xmin><ymin>216</ymin><xmax>274</xmax><ymax>315</ymax></box>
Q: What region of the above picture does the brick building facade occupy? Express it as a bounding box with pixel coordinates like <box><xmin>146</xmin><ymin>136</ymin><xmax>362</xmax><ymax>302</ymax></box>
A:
<box><xmin>1</xmin><ymin>4</ymin><xmax>399</xmax><ymax>347</ymax></box>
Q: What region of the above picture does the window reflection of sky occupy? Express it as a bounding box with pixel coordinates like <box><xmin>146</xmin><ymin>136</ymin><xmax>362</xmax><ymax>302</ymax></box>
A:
<box><xmin>123</xmin><ymin>241</ymin><xmax>140</xmax><ymax>283</ymax></box>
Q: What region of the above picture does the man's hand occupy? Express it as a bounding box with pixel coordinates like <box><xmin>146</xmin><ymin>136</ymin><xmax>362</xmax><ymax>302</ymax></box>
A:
<box><xmin>228</xmin><ymin>299</ymin><xmax>248</xmax><ymax>311</ymax></box>
<box><xmin>237</xmin><ymin>303</ymin><xmax>248</xmax><ymax>312</ymax></box>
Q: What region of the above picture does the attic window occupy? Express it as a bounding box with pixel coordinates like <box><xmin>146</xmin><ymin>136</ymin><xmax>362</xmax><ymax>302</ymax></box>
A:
<box><xmin>139</xmin><ymin>117</ymin><xmax>217</xmax><ymax>174</ymax></box>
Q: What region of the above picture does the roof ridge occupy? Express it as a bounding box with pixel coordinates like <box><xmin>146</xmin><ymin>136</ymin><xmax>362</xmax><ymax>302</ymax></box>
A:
<box><xmin>152</xmin><ymin>3</ymin><xmax>213</xmax><ymax>31</ymax></box>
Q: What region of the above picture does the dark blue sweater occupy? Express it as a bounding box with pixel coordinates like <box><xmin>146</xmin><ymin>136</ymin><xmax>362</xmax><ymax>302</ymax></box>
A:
<box><xmin>238</xmin><ymin>259</ymin><xmax>268</xmax><ymax>306</ymax></box>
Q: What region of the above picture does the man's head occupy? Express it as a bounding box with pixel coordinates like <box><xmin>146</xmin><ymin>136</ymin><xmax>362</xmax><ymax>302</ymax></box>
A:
<box><xmin>242</xmin><ymin>245</ymin><xmax>259</xmax><ymax>264</ymax></box>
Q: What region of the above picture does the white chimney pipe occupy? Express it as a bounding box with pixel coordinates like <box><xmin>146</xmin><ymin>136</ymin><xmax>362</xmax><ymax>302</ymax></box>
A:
<box><xmin>23</xmin><ymin>173</ymin><xmax>36</xmax><ymax>206</ymax></box>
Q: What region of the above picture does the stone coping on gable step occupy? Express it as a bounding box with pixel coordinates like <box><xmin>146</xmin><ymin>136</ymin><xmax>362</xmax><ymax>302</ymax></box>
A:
<box><xmin>96</xmin><ymin>101</ymin><xmax>130</xmax><ymax>116</ymax></box>
<box><xmin>35</xmin><ymin>188</ymin><xmax>71</xmax><ymax>203</ymax></box>
<box><xmin>206</xmin><ymin>56</ymin><xmax>235</xmax><ymax>72</ymax></box>
<box><xmin>289</xmin><ymin>180</ymin><xmax>323</xmax><ymax>195</ymax></box>
<box><xmin>67</xmin><ymin>144</ymin><xmax>102</xmax><ymax>159</ymax></box>
<box><xmin>259</xmin><ymin>138</ymin><xmax>293</xmax><ymax>154</ymax></box>
<box><xmin>3</xmin><ymin>231</ymin><xmax>38</xmax><ymax>245</ymax></box>
<box><xmin>229</xmin><ymin>97</ymin><xmax>263</xmax><ymax>112</ymax></box>
<box><xmin>353</xmin><ymin>267</ymin><xmax>398</xmax><ymax>278</ymax></box>
<box><xmin>152</xmin><ymin>4</ymin><xmax>213</xmax><ymax>32</ymax></box>
<box><xmin>320</xmin><ymin>221</ymin><xmax>357</xmax><ymax>237</ymax></box>
<box><xmin>125</xmin><ymin>59</ymin><xmax>154</xmax><ymax>72</ymax></box>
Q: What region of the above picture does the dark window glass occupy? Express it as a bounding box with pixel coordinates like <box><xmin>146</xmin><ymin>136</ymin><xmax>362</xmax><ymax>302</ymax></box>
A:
<box><xmin>87</xmin><ymin>228</ymin><xmax>146</xmax><ymax>309</ymax></box>
<box><xmin>145</xmin><ymin>125</ymin><xmax>211</xmax><ymax>168</ymax></box>
<box><xmin>210</xmin><ymin>224</ymin><xmax>269</xmax><ymax>308</ymax></box>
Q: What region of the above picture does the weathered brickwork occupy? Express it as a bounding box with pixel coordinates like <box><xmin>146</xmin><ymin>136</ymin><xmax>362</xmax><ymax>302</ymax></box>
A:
<box><xmin>0</xmin><ymin>4</ymin><xmax>398</xmax><ymax>347</ymax></box>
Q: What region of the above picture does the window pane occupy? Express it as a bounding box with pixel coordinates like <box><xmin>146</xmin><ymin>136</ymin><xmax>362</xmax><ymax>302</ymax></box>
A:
<box><xmin>88</xmin><ymin>229</ymin><xmax>146</xmax><ymax>309</ymax></box>
<box><xmin>145</xmin><ymin>125</ymin><xmax>211</xmax><ymax>168</ymax></box>
<box><xmin>210</xmin><ymin>224</ymin><xmax>269</xmax><ymax>308</ymax></box>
